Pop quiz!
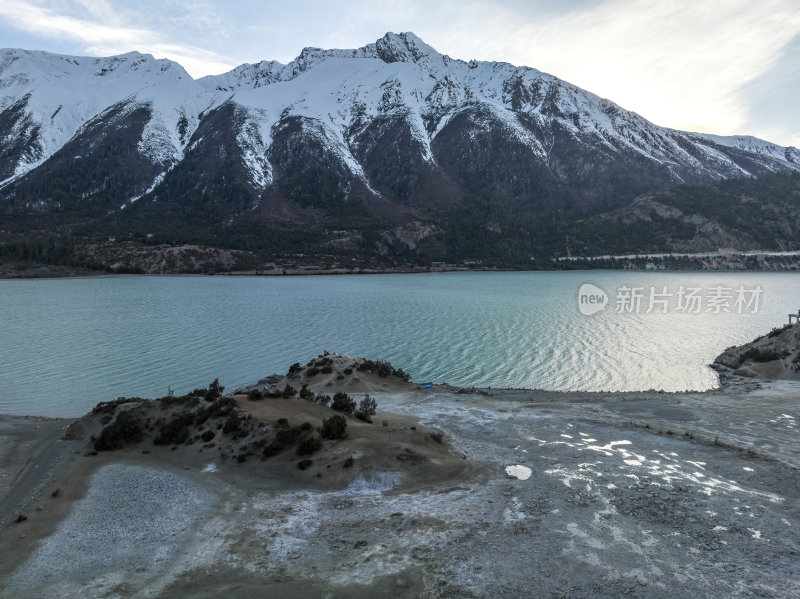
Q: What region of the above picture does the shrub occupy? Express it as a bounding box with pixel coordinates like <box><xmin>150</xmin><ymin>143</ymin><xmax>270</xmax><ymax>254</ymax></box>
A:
<box><xmin>306</xmin><ymin>367</ymin><xmax>320</xmax><ymax>377</ymax></box>
<box><xmin>288</xmin><ymin>362</ymin><xmax>303</xmax><ymax>374</ymax></box>
<box><xmin>297</xmin><ymin>459</ymin><xmax>313</xmax><ymax>470</ymax></box>
<box><xmin>205</xmin><ymin>378</ymin><xmax>224</xmax><ymax>402</ymax></box>
<box><xmin>262</xmin><ymin>421</ymin><xmax>311</xmax><ymax>458</ymax></box>
<box><xmin>195</xmin><ymin>397</ymin><xmax>237</xmax><ymax>425</ymax></box>
<box><xmin>343</xmin><ymin>368</ymin><xmax>353</xmax><ymax>375</ymax></box>
<box><xmin>263</xmin><ymin>442</ymin><xmax>285</xmax><ymax>457</ymax></box>
<box><xmin>158</xmin><ymin>392</ymin><xmax>199</xmax><ymax>408</ymax></box>
<box><xmin>247</xmin><ymin>389</ymin><xmax>264</xmax><ymax>401</ymax></box>
<box><xmin>299</xmin><ymin>384</ymin><xmax>314</xmax><ymax>400</ymax></box>
<box><xmin>358</xmin><ymin>394</ymin><xmax>377</xmax><ymax>416</ymax></box>
<box><xmin>154</xmin><ymin>413</ymin><xmax>195</xmax><ymax>445</ymax></box>
<box><xmin>315</xmin><ymin>393</ymin><xmax>331</xmax><ymax>407</ymax></box>
<box><xmin>276</xmin><ymin>425</ymin><xmax>304</xmax><ymax>446</ymax></box>
<box><xmin>768</xmin><ymin>324</ymin><xmax>791</xmax><ymax>338</ymax></box>
<box><xmin>282</xmin><ymin>384</ymin><xmax>297</xmax><ymax>398</ymax></box>
<box><xmin>296</xmin><ymin>435</ymin><xmax>322</xmax><ymax>456</ymax></box>
<box><xmin>357</xmin><ymin>359</ymin><xmax>409</xmax><ymax>380</ymax></box>
<box><xmin>92</xmin><ymin>397</ymin><xmax>140</xmax><ymax>415</ymax></box>
<box><xmin>332</xmin><ymin>392</ymin><xmax>356</xmax><ymax>414</ymax></box>
<box><xmin>320</xmin><ymin>415</ymin><xmax>348</xmax><ymax>440</ymax></box>
<box><xmin>358</xmin><ymin>359</ymin><xmax>390</xmax><ymax>377</ymax></box>
<box><xmin>393</xmin><ymin>367</ymin><xmax>410</xmax><ymax>381</ymax></box>
<box><xmin>94</xmin><ymin>410</ymin><xmax>144</xmax><ymax>450</ymax></box>
<box><xmin>201</xmin><ymin>430</ymin><xmax>215</xmax><ymax>442</ymax></box>
<box><xmin>356</xmin><ymin>392</ymin><xmax>378</xmax><ymax>423</ymax></box>
<box><xmin>741</xmin><ymin>347</ymin><xmax>782</xmax><ymax>363</ymax></box>
<box><xmin>321</xmin><ymin>365</ymin><xmax>333</xmax><ymax>374</ymax></box>
<box><xmin>754</xmin><ymin>350</ymin><xmax>782</xmax><ymax>362</ymax></box>
<box><xmin>223</xmin><ymin>415</ymin><xmax>242</xmax><ymax>435</ymax></box>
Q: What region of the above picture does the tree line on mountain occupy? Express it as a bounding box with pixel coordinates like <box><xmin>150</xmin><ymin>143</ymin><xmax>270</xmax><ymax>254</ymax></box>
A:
<box><xmin>2</xmin><ymin>171</ymin><xmax>798</xmax><ymax>271</ymax></box>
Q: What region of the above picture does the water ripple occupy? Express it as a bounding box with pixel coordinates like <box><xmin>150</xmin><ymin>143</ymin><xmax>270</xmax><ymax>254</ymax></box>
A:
<box><xmin>1</xmin><ymin>272</ymin><xmax>797</xmax><ymax>416</ymax></box>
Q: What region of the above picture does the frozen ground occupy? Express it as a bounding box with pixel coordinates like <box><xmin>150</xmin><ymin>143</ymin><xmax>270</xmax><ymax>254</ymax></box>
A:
<box><xmin>4</xmin><ymin>464</ymin><xmax>216</xmax><ymax>598</ymax></box>
<box><xmin>1</xmin><ymin>379</ymin><xmax>798</xmax><ymax>598</ymax></box>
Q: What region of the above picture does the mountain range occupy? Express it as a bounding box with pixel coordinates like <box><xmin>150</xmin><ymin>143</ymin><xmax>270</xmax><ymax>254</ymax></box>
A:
<box><xmin>1</xmin><ymin>32</ymin><xmax>799</xmax><ymax>271</ymax></box>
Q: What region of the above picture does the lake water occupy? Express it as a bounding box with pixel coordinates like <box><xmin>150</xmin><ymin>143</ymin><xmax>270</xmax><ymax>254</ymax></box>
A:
<box><xmin>1</xmin><ymin>271</ymin><xmax>797</xmax><ymax>417</ymax></box>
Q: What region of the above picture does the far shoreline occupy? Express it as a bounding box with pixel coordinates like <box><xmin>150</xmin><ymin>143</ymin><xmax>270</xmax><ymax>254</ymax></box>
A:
<box><xmin>3</xmin><ymin>264</ymin><xmax>800</xmax><ymax>281</ymax></box>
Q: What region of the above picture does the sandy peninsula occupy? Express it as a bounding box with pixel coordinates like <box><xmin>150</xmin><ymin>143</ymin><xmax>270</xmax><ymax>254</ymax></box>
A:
<box><xmin>1</xmin><ymin>338</ymin><xmax>799</xmax><ymax>598</ymax></box>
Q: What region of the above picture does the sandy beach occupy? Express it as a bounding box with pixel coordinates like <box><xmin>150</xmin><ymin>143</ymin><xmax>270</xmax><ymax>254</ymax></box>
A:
<box><xmin>1</xmin><ymin>349</ymin><xmax>798</xmax><ymax>598</ymax></box>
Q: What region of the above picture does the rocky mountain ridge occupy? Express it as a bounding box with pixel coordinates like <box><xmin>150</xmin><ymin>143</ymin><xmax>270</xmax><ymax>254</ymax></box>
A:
<box><xmin>1</xmin><ymin>32</ymin><xmax>799</xmax><ymax>267</ymax></box>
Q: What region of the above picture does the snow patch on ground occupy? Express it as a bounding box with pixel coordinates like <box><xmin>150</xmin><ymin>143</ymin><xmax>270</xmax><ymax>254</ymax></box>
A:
<box><xmin>505</xmin><ymin>464</ymin><xmax>532</xmax><ymax>480</ymax></box>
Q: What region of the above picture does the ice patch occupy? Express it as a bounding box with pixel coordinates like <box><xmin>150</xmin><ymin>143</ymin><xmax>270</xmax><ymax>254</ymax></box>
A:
<box><xmin>201</xmin><ymin>463</ymin><xmax>218</xmax><ymax>473</ymax></box>
<box><xmin>505</xmin><ymin>465</ymin><xmax>532</xmax><ymax>480</ymax></box>
<box><xmin>503</xmin><ymin>496</ymin><xmax>526</xmax><ymax>522</ymax></box>
<box><xmin>342</xmin><ymin>472</ymin><xmax>402</xmax><ymax>495</ymax></box>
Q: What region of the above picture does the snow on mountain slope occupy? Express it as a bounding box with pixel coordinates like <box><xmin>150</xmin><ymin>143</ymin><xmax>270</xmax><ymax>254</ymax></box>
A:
<box><xmin>0</xmin><ymin>48</ymin><xmax>217</xmax><ymax>184</ymax></box>
<box><xmin>688</xmin><ymin>133</ymin><xmax>799</xmax><ymax>165</ymax></box>
<box><xmin>197</xmin><ymin>32</ymin><xmax>798</xmax><ymax>189</ymax></box>
<box><xmin>2</xmin><ymin>32</ymin><xmax>798</xmax><ymax>219</ymax></box>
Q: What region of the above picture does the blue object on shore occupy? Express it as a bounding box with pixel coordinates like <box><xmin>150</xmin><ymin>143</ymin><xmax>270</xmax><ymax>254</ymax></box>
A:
<box><xmin>425</xmin><ymin>382</ymin><xmax>433</xmax><ymax>389</ymax></box>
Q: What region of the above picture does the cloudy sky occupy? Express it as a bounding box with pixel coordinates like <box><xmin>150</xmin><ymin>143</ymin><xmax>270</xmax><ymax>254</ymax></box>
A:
<box><xmin>1</xmin><ymin>0</ymin><xmax>798</xmax><ymax>147</ymax></box>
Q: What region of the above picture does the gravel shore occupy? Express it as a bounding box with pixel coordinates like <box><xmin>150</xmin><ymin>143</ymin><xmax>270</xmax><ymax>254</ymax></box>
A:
<box><xmin>4</xmin><ymin>463</ymin><xmax>215</xmax><ymax>598</ymax></box>
<box><xmin>1</xmin><ymin>365</ymin><xmax>799</xmax><ymax>597</ymax></box>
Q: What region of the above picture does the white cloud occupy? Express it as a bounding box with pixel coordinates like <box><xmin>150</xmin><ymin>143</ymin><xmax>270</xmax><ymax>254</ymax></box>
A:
<box><xmin>1</xmin><ymin>0</ymin><xmax>798</xmax><ymax>144</ymax></box>
<box><xmin>0</xmin><ymin>0</ymin><xmax>235</xmax><ymax>76</ymax></box>
<box><xmin>432</xmin><ymin>0</ymin><xmax>800</xmax><ymax>142</ymax></box>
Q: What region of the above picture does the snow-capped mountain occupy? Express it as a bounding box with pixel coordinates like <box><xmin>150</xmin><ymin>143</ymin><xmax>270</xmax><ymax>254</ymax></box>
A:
<box><xmin>1</xmin><ymin>32</ymin><xmax>798</xmax><ymax>261</ymax></box>
<box><xmin>199</xmin><ymin>32</ymin><xmax>799</xmax><ymax>190</ymax></box>
<box><xmin>0</xmin><ymin>49</ymin><xmax>216</xmax><ymax>182</ymax></box>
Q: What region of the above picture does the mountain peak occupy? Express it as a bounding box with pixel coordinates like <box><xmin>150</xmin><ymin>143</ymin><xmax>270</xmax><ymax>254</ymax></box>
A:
<box><xmin>374</xmin><ymin>32</ymin><xmax>439</xmax><ymax>64</ymax></box>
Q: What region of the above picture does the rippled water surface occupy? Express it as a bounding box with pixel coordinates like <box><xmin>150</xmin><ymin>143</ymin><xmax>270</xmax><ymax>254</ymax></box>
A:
<box><xmin>1</xmin><ymin>271</ymin><xmax>797</xmax><ymax>417</ymax></box>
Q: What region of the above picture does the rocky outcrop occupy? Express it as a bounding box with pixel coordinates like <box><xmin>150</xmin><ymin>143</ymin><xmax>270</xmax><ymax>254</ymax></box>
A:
<box><xmin>713</xmin><ymin>322</ymin><xmax>800</xmax><ymax>379</ymax></box>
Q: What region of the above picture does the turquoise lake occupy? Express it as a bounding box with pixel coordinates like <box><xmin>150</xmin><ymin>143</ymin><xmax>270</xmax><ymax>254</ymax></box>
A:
<box><xmin>1</xmin><ymin>271</ymin><xmax>797</xmax><ymax>417</ymax></box>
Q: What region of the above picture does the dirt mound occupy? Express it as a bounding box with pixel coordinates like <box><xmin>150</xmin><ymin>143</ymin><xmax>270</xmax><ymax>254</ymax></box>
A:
<box><xmin>249</xmin><ymin>355</ymin><xmax>415</xmax><ymax>396</ymax></box>
<box><xmin>72</xmin><ymin>373</ymin><xmax>472</xmax><ymax>495</ymax></box>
